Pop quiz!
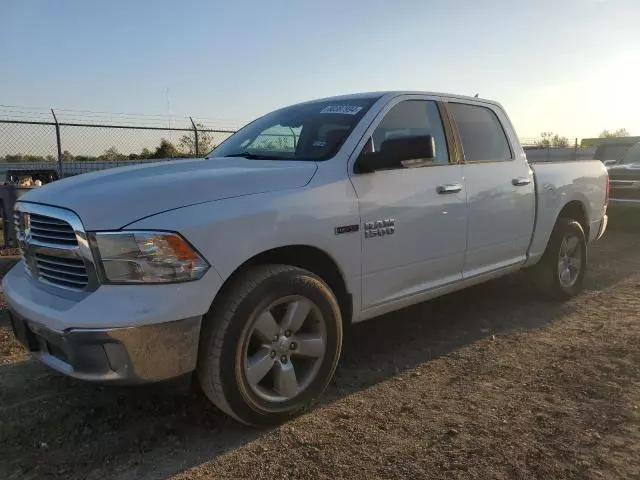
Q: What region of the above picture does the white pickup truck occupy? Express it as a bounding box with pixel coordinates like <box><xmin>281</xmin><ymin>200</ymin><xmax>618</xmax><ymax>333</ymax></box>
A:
<box><xmin>4</xmin><ymin>91</ymin><xmax>608</xmax><ymax>425</ymax></box>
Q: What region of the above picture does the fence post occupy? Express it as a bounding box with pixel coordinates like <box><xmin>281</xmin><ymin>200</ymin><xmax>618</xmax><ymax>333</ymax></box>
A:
<box><xmin>190</xmin><ymin>117</ymin><xmax>199</xmax><ymax>156</ymax></box>
<box><xmin>51</xmin><ymin>109</ymin><xmax>63</xmax><ymax>178</ymax></box>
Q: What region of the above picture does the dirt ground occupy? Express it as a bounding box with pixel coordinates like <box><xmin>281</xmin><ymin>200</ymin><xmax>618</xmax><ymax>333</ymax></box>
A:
<box><xmin>1</xmin><ymin>230</ymin><xmax>639</xmax><ymax>480</ymax></box>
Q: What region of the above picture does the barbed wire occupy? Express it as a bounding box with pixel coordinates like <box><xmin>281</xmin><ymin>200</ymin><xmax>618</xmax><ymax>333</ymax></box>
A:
<box><xmin>0</xmin><ymin>105</ymin><xmax>248</xmax><ymax>131</ymax></box>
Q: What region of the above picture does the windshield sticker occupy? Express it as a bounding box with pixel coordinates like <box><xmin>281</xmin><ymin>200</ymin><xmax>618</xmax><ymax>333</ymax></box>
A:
<box><xmin>320</xmin><ymin>105</ymin><xmax>363</xmax><ymax>115</ymax></box>
<box><xmin>312</xmin><ymin>140</ymin><xmax>327</xmax><ymax>148</ymax></box>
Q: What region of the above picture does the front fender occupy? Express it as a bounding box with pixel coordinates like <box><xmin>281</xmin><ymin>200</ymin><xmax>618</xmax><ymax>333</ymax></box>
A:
<box><xmin>126</xmin><ymin>181</ymin><xmax>362</xmax><ymax>313</ymax></box>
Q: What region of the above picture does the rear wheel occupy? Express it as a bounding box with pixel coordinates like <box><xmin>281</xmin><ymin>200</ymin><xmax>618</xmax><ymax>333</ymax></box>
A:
<box><xmin>197</xmin><ymin>265</ymin><xmax>343</xmax><ymax>426</ymax></box>
<box><xmin>531</xmin><ymin>218</ymin><xmax>587</xmax><ymax>299</ymax></box>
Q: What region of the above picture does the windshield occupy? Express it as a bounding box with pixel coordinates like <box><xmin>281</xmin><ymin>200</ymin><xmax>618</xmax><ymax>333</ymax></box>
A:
<box><xmin>208</xmin><ymin>97</ymin><xmax>380</xmax><ymax>161</ymax></box>
<box><xmin>620</xmin><ymin>142</ymin><xmax>640</xmax><ymax>164</ymax></box>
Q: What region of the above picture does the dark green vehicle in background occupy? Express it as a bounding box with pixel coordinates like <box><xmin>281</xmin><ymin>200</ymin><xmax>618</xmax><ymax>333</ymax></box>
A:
<box><xmin>605</xmin><ymin>142</ymin><xmax>640</xmax><ymax>230</ymax></box>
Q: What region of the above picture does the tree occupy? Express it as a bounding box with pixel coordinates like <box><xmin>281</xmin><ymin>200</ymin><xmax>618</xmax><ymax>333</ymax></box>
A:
<box><xmin>536</xmin><ymin>132</ymin><xmax>569</xmax><ymax>148</ymax></box>
<box><xmin>537</xmin><ymin>132</ymin><xmax>553</xmax><ymax>148</ymax></box>
<box><xmin>4</xmin><ymin>154</ymin><xmax>24</xmax><ymax>163</ymax></box>
<box><xmin>62</xmin><ymin>150</ymin><xmax>74</xmax><ymax>161</ymax></box>
<box><xmin>551</xmin><ymin>134</ymin><xmax>569</xmax><ymax>148</ymax></box>
<box><xmin>599</xmin><ymin>128</ymin><xmax>629</xmax><ymax>138</ymax></box>
<box><xmin>100</xmin><ymin>146</ymin><xmax>125</xmax><ymax>161</ymax></box>
<box><xmin>178</xmin><ymin>123</ymin><xmax>215</xmax><ymax>156</ymax></box>
<box><xmin>152</xmin><ymin>139</ymin><xmax>180</xmax><ymax>158</ymax></box>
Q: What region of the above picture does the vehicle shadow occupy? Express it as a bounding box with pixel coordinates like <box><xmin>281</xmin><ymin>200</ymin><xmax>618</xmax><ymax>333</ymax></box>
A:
<box><xmin>0</xmin><ymin>233</ymin><xmax>638</xmax><ymax>479</ymax></box>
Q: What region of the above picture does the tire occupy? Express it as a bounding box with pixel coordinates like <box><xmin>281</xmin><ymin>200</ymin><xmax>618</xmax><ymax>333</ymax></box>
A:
<box><xmin>197</xmin><ymin>265</ymin><xmax>343</xmax><ymax>426</ymax></box>
<box><xmin>531</xmin><ymin>218</ymin><xmax>587</xmax><ymax>300</ymax></box>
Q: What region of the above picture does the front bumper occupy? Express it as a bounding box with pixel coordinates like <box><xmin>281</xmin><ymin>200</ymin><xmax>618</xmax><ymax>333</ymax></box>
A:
<box><xmin>8</xmin><ymin>310</ymin><xmax>201</xmax><ymax>383</ymax></box>
<box><xmin>3</xmin><ymin>261</ymin><xmax>223</xmax><ymax>383</ymax></box>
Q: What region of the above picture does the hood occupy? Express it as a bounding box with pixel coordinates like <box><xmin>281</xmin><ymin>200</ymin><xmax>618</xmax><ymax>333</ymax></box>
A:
<box><xmin>607</xmin><ymin>162</ymin><xmax>640</xmax><ymax>180</ymax></box>
<box><xmin>21</xmin><ymin>158</ymin><xmax>317</xmax><ymax>229</ymax></box>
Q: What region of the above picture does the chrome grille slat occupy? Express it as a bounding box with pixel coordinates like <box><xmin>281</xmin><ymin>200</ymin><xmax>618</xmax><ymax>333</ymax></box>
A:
<box><xmin>29</xmin><ymin>222</ymin><xmax>75</xmax><ymax>232</ymax></box>
<box><xmin>40</xmin><ymin>272</ymin><xmax>88</xmax><ymax>287</ymax></box>
<box><xmin>35</xmin><ymin>254</ymin><xmax>85</xmax><ymax>270</ymax></box>
<box><xmin>36</xmin><ymin>263</ymin><xmax>89</xmax><ymax>280</ymax></box>
<box><xmin>31</xmin><ymin>232</ymin><xmax>77</xmax><ymax>243</ymax></box>
<box><xmin>29</xmin><ymin>214</ymin><xmax>69</xmax><ymax>226</ymax></box>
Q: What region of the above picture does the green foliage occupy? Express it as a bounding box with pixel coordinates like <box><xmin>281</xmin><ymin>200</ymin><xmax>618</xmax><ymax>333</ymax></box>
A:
<box><xmin>2</xmin><ymin>154</ymin><xmax>57</xmax><ymax>163</ymax></box>
<box><xmin>537</xmin><ymin>132</ymin><xmax>570</xmax><ymax>148</ymax></box>
<box><xmin>0</xmin><ymin>139</ymin><xmax>186</xmax><ymax>162</ymax></box>
<box><xmin>4</xmin><ymin>154</ymin><xmax>24</xmax><ymax>163</ymax></box>
<box><xmin>599</xmin><ymin>128</ymin><xmax>629</xmax><ymax>138</ymax></box>
<box><xmin>99</xmin><ymin>146</ymin><xmax>126</xmax><ymax>161</ymax></box>
<box><xmin>178</xmin><ymin>124</ymin><xmax>215</xmax><ymax>156</ymax></box>
<box><xmin>152</xmin><ymin>139</ymin><xmax>180</xmax><ymax>158</ymax></box>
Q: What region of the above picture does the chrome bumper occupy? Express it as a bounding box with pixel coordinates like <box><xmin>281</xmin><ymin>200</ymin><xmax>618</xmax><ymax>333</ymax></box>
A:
<box><xmin>596</xmin><ymin>214</ymin><xmax>608</xmax><ymax>240</ymax></box>
<box><xmin>609</xmin><ymin>198</ymin><xmax>640</xmax><ymax>207</ymax></box>
<box><xmin>8</xmin><ymin>310</ymin><xmax>202</xmax><ymax>384</ymax></box>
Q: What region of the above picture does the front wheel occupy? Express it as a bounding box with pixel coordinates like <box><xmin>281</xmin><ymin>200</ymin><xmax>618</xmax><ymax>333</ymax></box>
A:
<box><xmin>197</xmin><ymin>265</ymin><xmax>343</xmax><ymax>426</ymax></box>
<box><xmin>531</xmin><ymin>218</ymin><xmax>587</xmax><ymax>299</ymax></box>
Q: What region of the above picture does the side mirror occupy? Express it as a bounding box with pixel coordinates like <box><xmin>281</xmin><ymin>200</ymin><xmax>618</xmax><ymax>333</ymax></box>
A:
<box><xmin>356</xmin><ymin>135</ymin><xmax>435</xmax><ymax>173</ymax></box>
<box><xmin>603</xmin><ymin>159</ymin><xmax>617</xmax><ymax>167</ymax></box>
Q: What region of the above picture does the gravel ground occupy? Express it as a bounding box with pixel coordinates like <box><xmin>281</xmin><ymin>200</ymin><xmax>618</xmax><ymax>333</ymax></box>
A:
<box><xmin>0</xmin><ymin>230</ymin><xmax>639</xmax><ymax>479</ymax></box>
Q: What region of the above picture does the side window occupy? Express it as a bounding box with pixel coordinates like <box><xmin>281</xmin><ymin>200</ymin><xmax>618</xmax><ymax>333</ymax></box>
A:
<box><xmin>371</xmin><ymin>100</ymin><xmax>449</xmax><ymax>165</ymax></box>
<box><xmin>449</xmin><ymin>103</ymin><xmax>512</xmax><ymax>162</ymax></box>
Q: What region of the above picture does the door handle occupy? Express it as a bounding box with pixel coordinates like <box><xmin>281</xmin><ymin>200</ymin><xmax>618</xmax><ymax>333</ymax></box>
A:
<box><xmin>512</xmin><ymin>177</ymin><xmax>532</xmax><ymax>186</ymax></box>
<box><xmin>436</xmin><ymin>183</ymin><xmax>463</xmax><ymax>194</ymax></box>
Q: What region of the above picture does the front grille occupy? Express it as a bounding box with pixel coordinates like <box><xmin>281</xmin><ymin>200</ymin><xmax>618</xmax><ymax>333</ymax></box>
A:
<box><xmin>610</xmin><ymin>180</ymin><xmax>640</xmax><ymax>201</ymax></box>
<box><xmin>14</xmin><ymin>207</ymin><xmax>91</xmax><ymax>291</ymax></box>
<box><xmin>35</xmin><ymin>253</ymin><xmax>89</xmax><ymax>289</ymax></box>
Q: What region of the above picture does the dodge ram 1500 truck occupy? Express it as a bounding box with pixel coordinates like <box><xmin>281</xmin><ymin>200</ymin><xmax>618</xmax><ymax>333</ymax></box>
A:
<box><xmin>3</xmin><ymin>91</ymin><xmax>609</xmax><ymax>425</ymax></box>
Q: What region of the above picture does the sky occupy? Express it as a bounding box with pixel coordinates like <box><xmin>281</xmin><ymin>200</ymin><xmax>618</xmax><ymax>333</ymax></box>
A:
<box><xmin>2</xmin><ymin>0</ymin><xmax>640</xmax><ymax>140</ymax></box>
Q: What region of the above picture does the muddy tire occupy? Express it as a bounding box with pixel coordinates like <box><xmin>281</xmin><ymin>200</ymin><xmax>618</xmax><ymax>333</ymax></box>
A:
<box><xmin>197</xmin><ymin>265</ymin><xmax>343</xmax><ymax>426</ymax></box>
<box><xmin>531</xmin><ymin>218</ymin><xmax>587</xmax><ymax>300</ymax></box>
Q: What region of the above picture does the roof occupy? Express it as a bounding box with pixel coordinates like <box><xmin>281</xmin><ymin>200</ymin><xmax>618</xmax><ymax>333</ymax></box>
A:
<box><xmin>293</xmin><ymin>91</ymin><xmax>502</xmax><ymax>108</ymax></box>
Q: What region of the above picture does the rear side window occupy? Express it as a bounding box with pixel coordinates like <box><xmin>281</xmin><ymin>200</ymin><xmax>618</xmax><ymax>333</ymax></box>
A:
<box><xmin>449</xmin><ymin>103</ymin><xmax>512</xmax><ymax>162</ymax></box>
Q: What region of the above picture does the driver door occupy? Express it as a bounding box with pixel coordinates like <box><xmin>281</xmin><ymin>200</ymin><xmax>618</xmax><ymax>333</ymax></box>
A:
<box><xmin>348</xmin><ymin>97</ymin><xmax>467</xmax><ymax>315</ymax></box>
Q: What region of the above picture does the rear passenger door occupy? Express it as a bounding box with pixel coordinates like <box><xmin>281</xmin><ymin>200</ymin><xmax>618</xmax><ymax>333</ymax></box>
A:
<box><xmin>447</xmin><ymin>101</ymin><xmax>535</xmax><ymax>277</ymax></box>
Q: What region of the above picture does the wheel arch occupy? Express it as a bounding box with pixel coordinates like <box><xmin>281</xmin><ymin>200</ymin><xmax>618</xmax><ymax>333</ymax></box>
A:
<box><xmin>557</xmin><ymin>200</ymin><xmax>589</xmax><ymax>238</ymax></box>
<box><xmin>210</xmin><ymin>245</ymin><xmax>353</xmax><ymax>327</ymax></box>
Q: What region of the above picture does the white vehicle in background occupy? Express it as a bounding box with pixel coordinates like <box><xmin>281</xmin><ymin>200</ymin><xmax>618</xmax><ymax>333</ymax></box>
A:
<box><xmin>3</xmin><ymin>91</ymin><xmax>608</xmax><ymax>425</ymax></box>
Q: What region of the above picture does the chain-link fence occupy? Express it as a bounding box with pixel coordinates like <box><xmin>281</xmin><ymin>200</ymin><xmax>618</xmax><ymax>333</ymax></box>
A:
<box><xmin>0</xmin><ymin>106</ymin><xmax>240</xmax><ymax>180</ymax></box>
<box><xmin>0</xmin><ymin>106</ymin><xmax>242</xmax><ymax>247</ymax></box>
<box><xmin>520</xmin><ymin>136</ymin><xmax>596</xmax><ymax>162</ymax></box>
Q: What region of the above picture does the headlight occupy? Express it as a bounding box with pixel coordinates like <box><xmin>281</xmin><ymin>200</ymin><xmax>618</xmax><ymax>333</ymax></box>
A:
<box><xmin>92</xmin><ymin>231</ymin><xmax>209</xmax><ymax>284</ymax></box>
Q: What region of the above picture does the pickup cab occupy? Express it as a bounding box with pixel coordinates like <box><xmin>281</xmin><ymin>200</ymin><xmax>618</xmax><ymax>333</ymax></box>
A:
<box><xmin>3</xmin><ymin>91</ymin><xmax>609</xmax><ymax>425</ymax></box>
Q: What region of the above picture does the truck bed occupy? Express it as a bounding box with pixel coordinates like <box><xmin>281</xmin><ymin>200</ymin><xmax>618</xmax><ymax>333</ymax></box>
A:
<box><xmin>526</xmin><ymin>160</ymin><xmax>609</xmax><ymax>265</ymax></box>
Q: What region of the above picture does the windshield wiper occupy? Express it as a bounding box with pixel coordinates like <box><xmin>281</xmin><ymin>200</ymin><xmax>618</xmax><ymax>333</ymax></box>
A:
<box><xmin>224</xmin><ymin>152</ymin><xmax>285</xmax><ymax>160</ymax></box>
